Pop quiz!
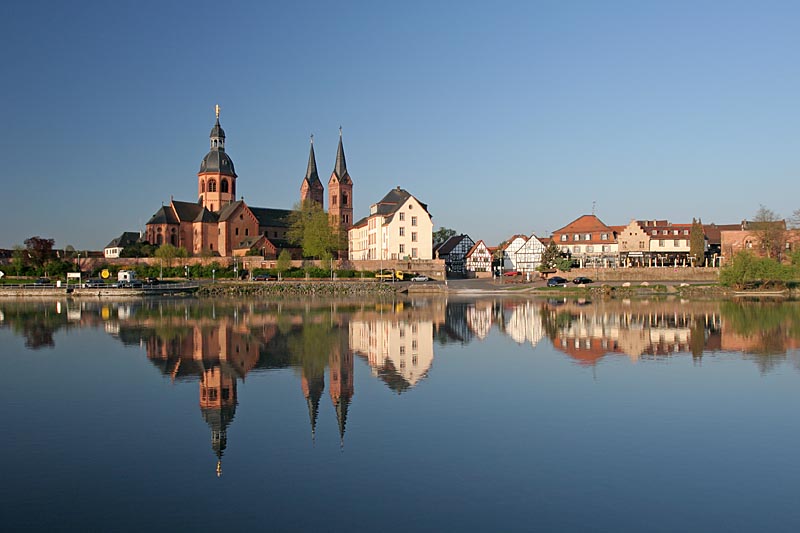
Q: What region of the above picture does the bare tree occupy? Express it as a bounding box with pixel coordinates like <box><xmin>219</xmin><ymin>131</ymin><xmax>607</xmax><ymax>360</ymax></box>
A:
<box><xmin>749</xmin><ymin>205</ymin><xmax>786</xmax><ymax>260</ymax></box>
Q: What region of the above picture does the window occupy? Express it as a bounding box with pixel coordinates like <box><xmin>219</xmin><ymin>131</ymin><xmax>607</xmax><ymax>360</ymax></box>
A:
<box><xmin>561</xmin><ymin>235</ymin><xmax>568</xmax><ymax>241</ymax></box>
<box><xmin>573</xmin><ymin>245</ymin><xmax>580</xmax><ymax>253</ymax></box>
<box><xmin>674</xmin><ymin>240</ymin><xmax>679</xmax><ymax>246</ymax></box>
<box><xmin>585</xmin><ymin>233</ymin><xmax>591</xmax><ymax>240</ymax></box>
<box><xmin>639</xmin><ymin>241</ymin><xmax>645</xmax><ymax>249</ymax></box>
<box><xmin>673</xmin><ymin>230</ymin><xmax>678</xmax><ymax>235</ymax></box>
<box><xmin>235</xmin><ymin>228</ymin><xmax>239</xmax><ymax>236</ymax></box>
<box><xmin>221</xmin><ymin>179</ymin><xmax>229</xmax><ymax>193</ymax></box>
<box><xmin>399</xmin><ymin>227</ymin><xmax>405</xmax><ymax>236</ymax></box>
<box><xmin>332</xmin><ymin>195</ymin><xmax>337</xmax><ymax>205</ymax></box>
<box><xmin>412</xmin><ymin>247</ymin><xmax>418</xmax><ymax>258</ymax></box>
<box><xmin>601</xmin><ymin>233</ymin><xmax>608</xmax><ymax>240</ymax></box>
<box><xmin>208</xmin><ymin>180</ymin><xmax>217</xmax><ymax>192</ymax></box>
<box><xmin>659</xmin><ymin>240</ymin><xmax>665</xmax><ymax>247</ymax></box>
<box><xmin>399</xmin><ymin>212</ymin><xmax>405</xmax><ymax>221</ymax></box>
<box><xmin>602</xmin><ymin>245</ymin><xmax>610</xmax><ymax>252</ymax></box>
<box><xmin>342</xmin><ymin>193</ymin><xmax>348</xmax><ymax>206</ymax></box>
<box><xmin>652</xmin><ymin>230</ymin><xmax>657</xmax><ymax>236</ymax></box>
<box><xmin>586</xmin><ymin>245</ymin><xmax>594</xmax><ymax>253</ymax></box>
<box><xmin>573</xmin><ymin>234</ymin><xmax>580</xmax><ymax>241</ymax></box>
<box><xmin>411</xmin><ymin>216</ymin><xmax>417</xmax><ymax>226</ymax></box>
<box><xmin>399</xmin><ymin>244</ymin><xmax>405</xmax><ymax>253</ymax></box>
<box><xmin>411</xmin><ymin>232</ymin><xmax>417</xmax><ymax>242</ymax></box>
<box><xmin>245</xmin><ymin>228</ymin><xmax>249</xmax><ymax>236</ymax></box>
<box><xmin>683</xmin><ymin>230</ymin><xmax>689</xmax><ymax>235</ymax></box>
<box><xmin>200</xmin><ymin>180</ymin><xmax>205</xmax><ymax>192</ymax></box>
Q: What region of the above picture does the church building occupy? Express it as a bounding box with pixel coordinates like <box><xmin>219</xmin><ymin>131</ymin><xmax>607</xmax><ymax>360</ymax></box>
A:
<box><xmin>145</xmin><ymin>107</ymin><xmax>354</xmax><ymax>257</ymax></box>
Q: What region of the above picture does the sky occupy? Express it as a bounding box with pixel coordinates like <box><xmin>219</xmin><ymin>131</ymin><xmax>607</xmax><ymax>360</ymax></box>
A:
<box><xmin>3</xmin><ymin>0</ymin><xmax>799</xmax><ymax>250</ymax></box>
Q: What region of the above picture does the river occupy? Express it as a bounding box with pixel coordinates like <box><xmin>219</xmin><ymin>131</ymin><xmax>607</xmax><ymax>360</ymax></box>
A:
<box><xmin>2</xmin><ymin>296</ymin><xmax>800</xmax><ymax>531</ymax></box>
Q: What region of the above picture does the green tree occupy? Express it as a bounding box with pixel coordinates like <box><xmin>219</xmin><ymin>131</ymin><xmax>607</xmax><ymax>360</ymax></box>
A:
<box><xmin>276</xmin><ymin>249</ymin><xmax>292</xmax><ymax>277</ymax></box>
<box><xmin>433</xmin><ymin>227</ymin><xmax>456</xmax><ymax>247</ymax></box>
<box><xmin>11</xmin><ymin>245</ymin><xmax>28</xmax><ymax>276</ymax></box>
<box><xmin>689</xmin><ymin>218</ymin><xmax>705</xmax><ymax>266</ymax></box>
<box><xmin>537</xmin><ymin>241</ymin><xmax>562</xmax><ymax>271</ymax></box>
<box><xmin>121</xmin><ymin>242</ymin><xmax>155</xmax><ymax>258</ymax></box>
<box><xmin>287</xmin><ymin>201</ymin><xmax>344</xmax><ymax>259</ymax></box>
<box><xmin>154</xmin><ymin>243</ymin><xmax>188</xmax><ymax>267</ymax></box>
<box><xmin>24</xmin><ymin>236</ymin><xmax>55</xmax><ymax>270</ymax></box>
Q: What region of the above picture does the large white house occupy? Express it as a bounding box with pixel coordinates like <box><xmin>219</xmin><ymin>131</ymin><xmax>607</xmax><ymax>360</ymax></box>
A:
<box><xmin>348</xmin><ymin>187</ymin><xmax>433</xmax><ymax>261</ymax></box>
<box><xmin>500</xmin><ymin>235</ymin><xmax>528</xmax><ymax>272</ymax></box>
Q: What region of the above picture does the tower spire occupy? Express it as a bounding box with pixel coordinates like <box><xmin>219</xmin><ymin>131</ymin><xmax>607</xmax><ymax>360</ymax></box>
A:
<box><xmin>305</xmin><ymin>134</ymin><xmax>320</xmax><ymax>185</ymax></box>
<box><xmin>334</xmin><ymin>127</ymin><xmax>347</xmax><ymax>179</ymax></box>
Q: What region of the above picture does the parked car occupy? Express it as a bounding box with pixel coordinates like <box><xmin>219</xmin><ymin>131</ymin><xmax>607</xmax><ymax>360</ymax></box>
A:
<box><xmin>253</xmin><ymin>274</ymin><xmax>275</xmax><ymax>281</ymax></box>
<box><xmin>503</xmin><ymin>271</ymin><xmax>519</xmax><ymax>277</ymax></box>
<box><xmin>547</xmin><ymin>276</ymin><xmax>568</xmax><ymax>287</ymax></box>
<box><xmin>83</xmin><ymin>279</ymin><xmax>106</xmax><ymax>288</ymax></box>
<box><xmin>145</xmin><ymin>277</ymin><xmax>160</xmax><ymax>285</ymax></box>
<box><xmin>34</xmin><ymin>277</ymin><xmax>51</xmax><ymax>285</ymax></box>
<box><xmin>573</xmin><ymin>277</ymin><xmax>593</xmax><ymax>285</ymax></box>
<box><xmin>375</xmin><ymin>269</ymin><xmax>396</xmax><ymax>281</ymax></box>
<box><xmin>410</xmin><ymin>275</ymin><xmax>430</xmax><ymax>282</ymax></box>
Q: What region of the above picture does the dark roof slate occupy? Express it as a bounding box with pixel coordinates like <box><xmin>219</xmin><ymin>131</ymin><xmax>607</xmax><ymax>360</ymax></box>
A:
<box><xmin>146</xmin><ymin>206</ymin><xmax>178</xmax><ymax>225</ymax></box>
<box><xmin>105</xmin><ymin>231</ymin><xmax>141</xmax><ymax>249</ymax></box>
<box><xmin>250</xmin><ymin>207</ymin><xmax>293</xmax><ymax>228</ymax></box>
<box><xmin>172</xmin><ymin>201</ymin><xmax>204</xmax><ymax>222</ymax></box>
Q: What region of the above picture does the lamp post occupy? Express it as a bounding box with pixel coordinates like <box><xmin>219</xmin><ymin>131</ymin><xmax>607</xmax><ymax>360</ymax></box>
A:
<box><xmin>212</xmin><ymin>269</ymin><xmax>216</xmax><ymax>282</ymax></box>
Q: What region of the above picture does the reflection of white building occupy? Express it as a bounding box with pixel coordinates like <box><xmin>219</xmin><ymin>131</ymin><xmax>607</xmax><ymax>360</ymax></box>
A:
<box><xmin>504</xmin><ymin>302</ymin><xmax>544</xmax><ymax>347</ymax></box>
<box><xmin>349</xmin><ymin>317</ymin><xmax>434</xmax><ymax>392</ymax></box>
<box><xmin>466</xmin><ymin>302</ymin><xmax>493</xmax><ymax>340</ymax></box>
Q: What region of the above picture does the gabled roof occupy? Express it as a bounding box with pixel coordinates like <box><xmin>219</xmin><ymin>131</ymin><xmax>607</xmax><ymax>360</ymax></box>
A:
<box><xmin>194</xmin><ymin>208</ymin><xmax>219</xmax><ymax>223</ymax></box>
<box><xmin>703</xmin><ymin>223</ymin><xmax>741</xmax><ymax>244</ymax></box>
<box><xmin>372</xmin><ymin>187</ymin><xmax>431</xmax><ymax>223</ymax></box>
<box><xmin>250</xmin><ymin>207</ymin><xmax>293</xmax><ymax>228</ymax></box>
<box><xmin>217</xmin><ymin>200</ymin><xmax>246</xmax><ymax>222</ymax></box>
<box><xmin>499</xmin><ymin>235</ymin><xmax>528</xmax><ymax>251</ymax></box>
<box><xmin>172</xmin><ymin>200</ymin><xmax>204</xmax><ymax>222</ymax></box>
<box><xmin>553</xmin><ymin>214</ymin><xmax>612</xmax><ymax>234</ymax></box>
<box><xmin>465</xmin><ymin>240</ymin><xmax>490</xmax><ymax>258</ymax></box>
<box><xmin>105</xmin><ymin>232</ymin><xmax>140</xmax><ymax>249</ymax></box>
<box><xmin>146</xmin><ymin>205</ymin><xmax>179</xmax><ymax>225</ymax></box>
<box><xmin>435</xmin><ymin>234</ymin><xmax>471</xmax><ymax>256</ymax></box>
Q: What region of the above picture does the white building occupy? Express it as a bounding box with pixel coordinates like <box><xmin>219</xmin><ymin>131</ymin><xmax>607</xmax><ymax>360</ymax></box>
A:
<box><xmin>500</xmin><ymin>234</ymin><xmax>528</xmax><ymax>272</ymax></box>
<box><xmin>465</xmin><ymin>240</ymin><xmax>492</xmax><ymax>273</ymax></box>
<box><xmin>514</xmin><ymin>233</ymin><xmax>547</xmax><ymax>273</ymax></box>
<box><xmin>348</xmin><ymin>187</ymin><xmax>433</xmax><ymax>260</ymax></box>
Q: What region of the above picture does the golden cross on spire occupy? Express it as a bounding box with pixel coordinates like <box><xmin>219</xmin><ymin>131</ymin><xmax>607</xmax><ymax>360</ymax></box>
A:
<box><xmin>215</xmin><ymin>104</ymin><xmax>220</xmax><ymax>119</ymax></box>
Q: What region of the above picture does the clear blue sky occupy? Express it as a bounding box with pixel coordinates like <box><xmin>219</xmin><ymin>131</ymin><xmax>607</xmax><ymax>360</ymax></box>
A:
<box><xmin>3</xmin><ymin>0</ymin><xmax>799</xmax><ymax>250</ymax></box>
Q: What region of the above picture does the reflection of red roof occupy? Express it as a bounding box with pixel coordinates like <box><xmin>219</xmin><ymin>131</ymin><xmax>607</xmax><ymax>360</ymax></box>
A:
<box><xmin>552</xmin><ymin>335</ymin><xmax>617</xmax><ymax>366</ymax></box>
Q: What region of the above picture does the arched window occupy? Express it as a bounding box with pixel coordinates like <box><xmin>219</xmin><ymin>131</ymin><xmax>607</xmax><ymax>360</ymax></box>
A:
<box><xmin>170</xmin><ymin>234</ymin><xmax>177</xmax><ymax>245</ymax></box>
<box><xmin>208</xmin><ymin>180</ymin><xmax>217</xmax><ymax>192</ymax></box>
<box><xmin>200</xmin><ymin>180</ymin><xmax>205</xmax><ymax>193</ymax></box>
<box><xmin>342</xmin><ymin>193</ymin><xmax>348</xmax><ymax>206</ymax></box>
<box><xmin>156</xmin><ymin>235</ymin><xmax>163</xmax><ymax>245</ymax></box>
<box><xmin>221</xmin><ymin>179</ymin><xmax>229</xmax><ymax>193</ymax></box>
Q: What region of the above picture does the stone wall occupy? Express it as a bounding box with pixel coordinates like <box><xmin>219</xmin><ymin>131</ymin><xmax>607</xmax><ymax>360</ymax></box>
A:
<box><xmin>557</xmin><ymin>267</ymin><xmax>720</xmax><ymax>282</ymax></box>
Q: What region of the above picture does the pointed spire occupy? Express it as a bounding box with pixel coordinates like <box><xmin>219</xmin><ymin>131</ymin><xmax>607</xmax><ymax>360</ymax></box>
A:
<box><xmin>334</xmin><ymin>396</ymin><xmax>351</xmax><ymax>449</ymax></box>
<box><xmin>334</xmin><ymin>127</ymin><xmax>347</xmax><ymax>179</ymax></box>
<box><xmin>304</xmin><ymin>134</ymin><xmax>321</xmax><ymax>185</ymax></box>
<box><xmin>209</xmin><ymin>105</ymin><xmax>225</xmax><ymax>150</ymax></box>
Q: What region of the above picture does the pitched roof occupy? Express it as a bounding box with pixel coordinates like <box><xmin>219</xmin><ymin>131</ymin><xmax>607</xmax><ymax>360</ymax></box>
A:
<box><xmin>703</xmin><ymin>223</ymin><xmax>741</xmax><ymax>244</ymax></box>
<box><xmin>146</xmin><ymin>205</ymin><xmax>178</xmax><ymax>225</ymax></box>
<box><xmin>466</xmin><ymin>240</ymin><xmax>489</xmax><ymax>258</ymax></box>
<box><xmin>194</xmin><ymin>208</ymin><xmax>219</xmax><ymax>223</ymax></box>
<box><xmin>105</xmin><ymin>231</ymin><xmax>140</xmax><ymax>249</ymax></box>
<box><xmin>499</xmin><ymin>235</ymin><xmax>528</xmax><ymax>251</ymax></box>
<box><xmin>372</xmin><ymin>187</ymin><xmax>431</xmax><ymax>222</ymax></box>
<box><xmin>332</xmin><ymin>129</ymin><xmax>351</xmax><ymax>183</ymax></box>
<box><xmin>250</xmin><ymin>207</ymin><xmax>293</xmax><ymax>228</ymax></box>
<box><xmin>553</xmin><ymin>214</ymin><xmax>612</xmax><ymax>234</ymax></box>
<box><xmin>172</xmin><ymin>200</ymin><xmax>204</xmax><ymax>222</ymax></box>
<box><xmin>435</xmin><ymin>234</ymin><xmax>471</xmax><ymax>256</ymax></box>
<box><xmin>217</xmin><ymin>200</ymin><xmax>246</xmax><ymax>222</ymax></box>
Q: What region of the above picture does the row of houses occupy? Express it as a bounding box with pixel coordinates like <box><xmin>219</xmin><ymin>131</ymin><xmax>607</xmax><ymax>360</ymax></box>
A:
<box><xmin>434</xmin><ymin>214</ymin><xmax>800</xmax><ymax>275</ymax></box>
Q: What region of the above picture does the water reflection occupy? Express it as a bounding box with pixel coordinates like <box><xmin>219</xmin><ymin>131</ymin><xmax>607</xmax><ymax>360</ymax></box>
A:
<box><xmin>3</xmin><ymin>297</ymin><xmax>800</xmax><ymax>472</ymax></box>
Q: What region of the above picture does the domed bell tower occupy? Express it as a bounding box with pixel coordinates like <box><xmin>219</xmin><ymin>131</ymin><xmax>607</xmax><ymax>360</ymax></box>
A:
<box><xmin>198</xmin><ymin>105</ymin><xmax>237</xmax><ymax>212</ymax></box>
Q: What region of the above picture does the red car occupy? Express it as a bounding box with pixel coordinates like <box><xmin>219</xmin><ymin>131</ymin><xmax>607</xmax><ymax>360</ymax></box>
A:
<box><xmin>503</xmin><ymin>271</ymin><xmax>519</xmax><ymax>276</ymax></box>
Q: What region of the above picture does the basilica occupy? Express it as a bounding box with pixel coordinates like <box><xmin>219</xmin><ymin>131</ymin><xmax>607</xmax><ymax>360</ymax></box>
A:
<box><xmin>145</xmin><ymin>107</ymin><xmax>353</xmax><ymax>257</ymax></box>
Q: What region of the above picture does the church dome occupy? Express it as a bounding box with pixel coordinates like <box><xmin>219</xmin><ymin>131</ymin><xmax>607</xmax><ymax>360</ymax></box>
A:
<box><xmin>200</xmin><ymin>150</ymin><xmax>237</xmax><ymax>176</ymax></box>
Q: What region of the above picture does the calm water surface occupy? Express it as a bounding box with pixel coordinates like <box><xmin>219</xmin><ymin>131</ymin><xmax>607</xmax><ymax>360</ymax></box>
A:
<box><xmin>3</xmin><ymin>296</ymin><xmax>800</xmax><ymax>532</ymax></box>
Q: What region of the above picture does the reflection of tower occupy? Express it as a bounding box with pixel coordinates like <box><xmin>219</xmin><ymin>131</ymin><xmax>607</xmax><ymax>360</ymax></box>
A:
<box><xmin>199</xmin><ymin>366</ymin><xmax>237</xmax><ymax>477</ymax></box>
<box><xmin>329</xmin><ymin>341</ymin><xmax>354</xmax><ymax>447</ymax></box>
<box><xmin>301</xmin><ymin>370</ymin><xmax>325</xmax><ymax>442</ymax></box>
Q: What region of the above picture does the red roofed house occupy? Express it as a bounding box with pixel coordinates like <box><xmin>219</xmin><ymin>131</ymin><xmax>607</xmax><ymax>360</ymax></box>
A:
<box><xmin>552</xmin><ymin>215</ymin><xmax>619</xmax><ymax>268</ymax></box>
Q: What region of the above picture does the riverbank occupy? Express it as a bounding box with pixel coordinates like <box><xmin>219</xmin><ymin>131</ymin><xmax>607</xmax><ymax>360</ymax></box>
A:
<box><xmin>196</xmin><ymin>280</ymin><xmax>397</xmax><ymax>297</ymax></box>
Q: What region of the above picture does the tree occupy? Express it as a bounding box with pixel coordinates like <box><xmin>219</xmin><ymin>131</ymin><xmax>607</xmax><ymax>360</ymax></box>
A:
<box><xmin>791</xmin><ymin>209</ymin><xmax>800</xmax><ymax>230</ymax></box>
<box><xmin>24</xmin><ymin>236</ymin><xmax>55</xmax><ymax>270</ymax></box>
<box><xmin>154</xmin><ymin>243</ymin><xmax>188</xmax><ymax>267</ymax></box>
<box><xmin>287</xmin><ymin>201</ymin><xmax>345</xmax><ymax>260</ymax></box>
<box><xmin>689</xmin><ymin>218</ymin><xmax>705</xmax><ymax>266</ymax></box>
<box><xmin>433</xmin><ymin>227</ymin><xmax>456</xmax><ymax>247</ymax></box>
<box><xmin>750</xmin><ymin>205</ymin><xmax>785</xmax><ymax>260</ymax></box>
<box><xmin>276</xmin><ymin>249</ymin><xmax>292</xmax><ymax>277</ymax></box>
<box><xmin>11</xmin><ymin>245</ymin><xmax>28</xmax><ymax>276</ymax></box>
<box><xmin>537</xmin><ymin>241</ymin><xmax>562</xmax><ymax>271</ymax></box>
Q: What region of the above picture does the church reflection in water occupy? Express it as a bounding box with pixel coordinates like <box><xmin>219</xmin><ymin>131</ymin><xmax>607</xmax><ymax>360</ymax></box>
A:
<box><xmin>4</xmin><ymin>297</ymin><xmax>800</xmax><ymax>472</ymax></box>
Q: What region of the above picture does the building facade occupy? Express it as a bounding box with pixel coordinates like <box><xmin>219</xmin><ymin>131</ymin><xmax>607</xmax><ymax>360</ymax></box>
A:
<box><xmin>465</xmin><ymin>240</ymin><xmax>492</xmax><ymax>273</ymax></box>
<box><xmin>348</xmin><ymin>187</ymin><xmax>433</xmax><ymax>261</ymax></box>
<box><xmin>552</xmin><ymin>215</ymin><xmax>619</xmax><ymax>268</ymax></box>
<box><xmin>434</xmin><ymin>234</ymin><xmax>475</xmax><ymax>274</ymax></box>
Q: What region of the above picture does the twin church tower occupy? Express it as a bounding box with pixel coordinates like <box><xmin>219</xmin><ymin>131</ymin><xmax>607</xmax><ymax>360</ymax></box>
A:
<box><xmin>198</xmin><ymin>105</ymin><xmax>353</xmax><ymax>225</ymax></box>
<box><xmin>146</xmin><ymin>106</ymin><xmax>353</xmax><ymax>256</ymax></box>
